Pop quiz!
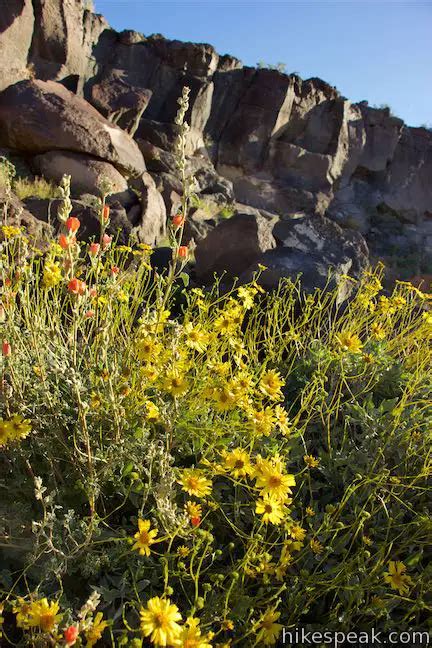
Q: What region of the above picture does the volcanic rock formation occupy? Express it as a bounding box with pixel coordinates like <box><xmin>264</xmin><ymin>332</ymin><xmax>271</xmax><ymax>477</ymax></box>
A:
<box><xmin>1</xmin><ymin>0</ymin><xmax>431</xmax><ymax>288</ymax></box>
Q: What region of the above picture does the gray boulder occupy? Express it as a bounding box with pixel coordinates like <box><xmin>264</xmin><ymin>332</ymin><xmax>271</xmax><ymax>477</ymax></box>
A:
<box><xmin>241</xmin><ymin>214</ymin><xmax>369</xmax><ymax>298</ymax></box>
<box><xmin>195</xmin><ymin>211</ymin><xmax>277</xmax><ymax>283</ymax></box>
<box><xmin>32</xmin><ymin>151</ymin><xmax>128</xmax><ymax>197</ymax></box>
<box><xmin>0</xmin><ymin>80</ymin><xmax>145</xmax><ymax>177</ymax></box>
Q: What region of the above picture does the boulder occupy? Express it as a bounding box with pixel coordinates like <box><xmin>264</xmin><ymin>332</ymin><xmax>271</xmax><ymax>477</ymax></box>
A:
<box><xmin>0</xmin><ymin>0</ymin><xmax>34</xmax><ymax>91</ymax></box>
<box><xmin>151</xmin><ymin>172</ymin><xmax>183</xmax><ymax>217</ymax></box>
<box><xmin>28</xmin><ymin>0</ymin><xmax>109</xmax><ymax>90</ymax></box>
<box><xmin>129</xmin><ymin>172</ymin><xmax>167</xmax><ymax>246</ymax></box>
<box><xmin>90</xmin><ymin>70</ymin><xmax>152</xmax><ymax>135</ymax></box>
<box><xmin>241</xmin><ymin>215</ymin><xmax>369</xmax><ymax>298</ymax></box>
<box><xmin>195</xmin><ymin>211</ymin><xmax>277</xmax><ymax>283</ymax></box>
<box><xmin>0</xmin><ymin>80</ymin><xmax>145</xmax><ymax>177</ymax></box>
<box><xmin>32</xmin><ymin>151</ymin><xmax>128</xmax><ymax>197</ymax></box>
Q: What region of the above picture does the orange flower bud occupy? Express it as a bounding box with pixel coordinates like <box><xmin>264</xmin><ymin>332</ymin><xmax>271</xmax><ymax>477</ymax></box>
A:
<box><xmin>88</xmin><ymin>242</ymin><xmax>100</xmax><ymax>256</ymax></box>
<box><xmin>172</xmin><ymin>213</ymin><xmax>185</xmax><ymax>227</ymax></box>
<box><xmin>102</xmin><ymin>205</ymin><xmax>110</xmax><ymax>222</ymax></box>
<box><xmin>102</xmin><ymin>234</ymin><xmax>112</xmax><ymax>250</ymax></box>
<box><xmin>67</xmin><ymin>278</ymin><xmax>86</xmax><ymax>296</ymax></box>
<box><xmin>2</xmin><ymin>340</ymin><xmax>11</xmax><ymax>356</ymax></box>
<box><xmin>66</xmin><ymin>216</ymin><xmax>80</xmax><ymax>233</ymax></box>
<box><xmin>59</xmin><ymin>234</ymin><xmax>69</xmax><ymax>250</ymax></box>
<box><xmin>110</xmin><ymin>266</ymin><xmax>119</xmax><ymax>276</ymax></box>
<box><xmin>85</xmin><ymin>310</ymin><xmax>95</xmax><ymax>319</ymax></box>
<box><xmin>191</xmin><ymin>516</ymin><xmax>201</xmax><ymax>528</ymax></box>
<box><xmin>64</xmin><ymin>625</ymin><xmax>79</xmax><ymax>646</ymax></box>
<box><xmin>178</xmin><ymin>246</ymin><xmax>188</xmax><ymax>259</ymax></box>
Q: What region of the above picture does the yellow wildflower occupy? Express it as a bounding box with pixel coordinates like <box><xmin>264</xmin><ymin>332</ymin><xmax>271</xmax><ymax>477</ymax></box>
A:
<box><xmin>183</xmin><ymin>323</ymin><xmax>210</xmax><ymax>352</ymax></box>
<box><xmin>145</xmin><ymin>401</ymin><xmax>160</xmax><ymax>422</ymax></box>
<box><xmin>185</xmin><ymin>501</ymin><xmax>202</xmax><ymax>519</ymax></box>
<box><xmin>42</xmin><ymin>260</ymin><xmax>62</xmax><ymax>288</ymax></box>
<box><xmin>259</xmin><ymin>370</ymin><xmax>284</xmax><ymax>401</ymax></box>
<box><xmin>371</xmin><ymin>321</ymin><xmax>386</xmax><ymax>340</ymax></box>
<box><xmin>140</xmin><ymin>596</ymin><xmax>182</xmax><ymax>646</ymax></box>
<box><xmin>310</xmin><ymin>538</ymin><xmax>324</xmax><ymax>555</ymax></box>
<box><xmin>303</xmin><ymin>454</ymin><xmax>320</xmax><ymax>469</ymax></box>
<box><xmin>12</xmin><ymin>598</ymin><xmax>32</xmax><ymax>629</ymax></box>
<box><xmin>178</xmin><ymin>469</ymin><xmax>212</xmax><ymax>498</ymax></box>
<box><xmin>221</xmin><ymin>448</ymin><xmax>253</xmax><ymax>479</ymax></box>
<box><xmin>383</xmin><ymin>561</ymin><xmax>413</xmax><ymax>595</ymax></box>
<box><xmin>288</xmin><ymin>524</ymin><xmax>307</xmax><ymax>541</ymax></box>
<box><xmin>85</xmin><ymin>612</ymin><xmax>109</xmax><ymax>647</ymax></box>
<box><xmin>0</xmin><ymin>420</ymin><xmax>11</xmax><ymax>447</ymax></box>
<box><xmin>274</xmin><ymin>405</ymin><xmax>291</xmax><ymax>435</ymax></box>
<box><xmin>27</xmin><ymin>598</ymin><xmax>62</xmax><ymax>633</ymax></box>
<box><xmin>254</xmin><ymin>461</ymin><xmax>295</xmax><ymax>502</ymax></box>
<box><xmin>253</xmin><ymin>608</ymin><xmax>282</xmax><ymax>646</ymax></box>
<box><xmin>177</xmin><ymin>545</ymin><xmax>191</xmax><ymax>558</ymax></box>
<box><xmin>162</xmin><ymin>372</ymin><xmax>189</xmax><ymax>397</ymax></box>
<box><xmin>336</xmin><ymin>332</ymin><xmax>363</xmax><ymax>353</ymax></box>
<box><xmin>175</xmin><ymin>616</ymin><xmax>212</xmax><ymax>648</ymax></box>
<box><xmin>1</xmin><ymin>225</ymin><xmax>22</xmax><ymax>239</ymax></box>
<box><xmin>248</xmin><ymin>407</ymin><xmax>275</xmax><ymax>437</ymax></box>
<box><xmin>378</xmin><ymin>296</ymin><xmax>396</xmax><ymax>316</ymax></box>
<box><xmin>212</xmin><ymin>386</ymin><xmax>237</xmax><ymax>412</ymax></box>
<box><xmin>256</xmin><ymin>495</ymin><xmax>287</xmax><ymax>525</ymax></box>
<box><xmin>136</xmin><ymin>335</ymin><xmax>162</xmax><ymax>362</ymax></box>
<box><xmin>132</xmin><ymin>519</ymin><xmax>160</xmax><ymax>557</ymax></box>
<box><xmin>1</xmin><ymin>415</ymin><xmax>31</xmax><ymax>445</ymax></box>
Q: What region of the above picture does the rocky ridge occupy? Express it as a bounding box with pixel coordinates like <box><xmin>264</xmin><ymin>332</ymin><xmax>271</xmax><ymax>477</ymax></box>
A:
<box><xmin>1</xmin><ymin>0</ymin><xmax>431</xmax><ymax>289</ymax></box>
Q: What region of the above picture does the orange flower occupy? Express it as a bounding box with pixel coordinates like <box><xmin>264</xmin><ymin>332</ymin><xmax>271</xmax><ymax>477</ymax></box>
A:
<box><xmin>102</xmin><ymin>234</ymin><xmax>112</xmax><ymax>250</ymax></box>
<box><xmin>59</xmin><ymin>234</ymin><xmax>73</xmax><ymax>250</ymax></box>
<box><xmin>191</xmin><ymin>516</ymin><xmax>201</xmax><ymax>527</ymax></box>
<box><xmin>85</xmin><ymin>310</ymin><xmax>95</xmax><ymax>319</ymax></box>
<box><xmin>110</xmin><ymin>266</ymin><xmax>119</xmax><ymax>276</ymax></box>
<box><xmin>64</xmin><ymin>625</ymin><xmax>79</xmax><ymax>646</ymax></box>
<box><xmin>172</xmin><ymin>213</ymin><xmax>185</xmax><ymax>227</ymax></box>
<box><xmin>66</xmin><ymin>216</ymin><xmax>80</xmax><ymax>233</ymax></box>
<box><xmin>178</xmin><ymin>246</ymin><xmax>188</xmax><ymax>259</ymax></box>
<box><xmin>2</xmin><ymin>340</ymin><xmax>11</xmax><ymax>356</ymax></box>
<box><xmin>102</xmin><ymin>205</ymin><xmax>110</xmax><ymax>222</ymax></box>
<box><xmin>68</xmin><ymin>278</ymin><xmax>86</xmax><ymax>296</ymax></box>
<box><xmin>88</xmin><ymin>242</ymin><xmax>100</xmax><ymax>256</ymax></box>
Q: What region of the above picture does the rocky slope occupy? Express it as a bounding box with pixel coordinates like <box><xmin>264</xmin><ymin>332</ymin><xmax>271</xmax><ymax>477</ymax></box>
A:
<box><xmin>1</xmin><ymin>0</ymin><xmax>431</xmax><ymax>289</ymax></box>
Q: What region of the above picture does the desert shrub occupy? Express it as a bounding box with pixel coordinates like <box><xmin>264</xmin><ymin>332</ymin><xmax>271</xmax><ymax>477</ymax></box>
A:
<box><xmin>0</xmin><ymin>92</ymin><xmax>431</xmax><ymax>647</ymax></box>
<box><xmin>12</xmin><ymin>177</ymin><xmax>62</xmax><ymax>201</ymax></box>
<box><xmin>0</xmin><ymin>159</ymin><xmax>61</xmax><ymax>202</ymax></box>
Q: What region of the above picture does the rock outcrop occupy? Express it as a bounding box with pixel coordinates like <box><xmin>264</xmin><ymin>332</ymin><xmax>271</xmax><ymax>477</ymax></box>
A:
<box><xmin>0</xmin><ymin>80</ymin><xmax>145</xmax><ymax>176</ymax></box>
<box><xmin>0</xmin><ymin>0</ymin><xmax>431</xmax><ymax>288</ymax></box>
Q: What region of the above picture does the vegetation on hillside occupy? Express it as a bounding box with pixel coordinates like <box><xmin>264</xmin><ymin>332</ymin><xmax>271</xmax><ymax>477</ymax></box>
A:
<box><xmin>0</xmin><ymin>90</ymin><xmax>431</xmax><ymax>647</ymax></box>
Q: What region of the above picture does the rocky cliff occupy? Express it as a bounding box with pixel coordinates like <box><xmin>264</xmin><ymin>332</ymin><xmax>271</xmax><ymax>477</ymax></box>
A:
<box><xmin>1</xmin><ymin>0</ymin><xmax>431</xmax><ymax>289</ymax></box>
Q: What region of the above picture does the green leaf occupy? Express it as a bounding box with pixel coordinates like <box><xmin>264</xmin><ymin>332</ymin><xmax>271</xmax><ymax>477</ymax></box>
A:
<box><xmin>180</xmin><ymin>272</ymin><xmax>189</xmax><ymax>287</ymax></box>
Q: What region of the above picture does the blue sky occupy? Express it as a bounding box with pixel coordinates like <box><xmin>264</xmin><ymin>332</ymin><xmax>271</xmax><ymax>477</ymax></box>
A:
<box><xmin>95</xmin><ymin>1</ymin><xmax>431</xmax><ymax>127</ymax></box>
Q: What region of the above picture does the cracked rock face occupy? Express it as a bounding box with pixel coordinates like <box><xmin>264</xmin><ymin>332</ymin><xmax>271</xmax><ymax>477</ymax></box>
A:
<box><xmin>0</xmin><ymin>0</ymin><xmax>431</xmax><ymax>287</ymax></box>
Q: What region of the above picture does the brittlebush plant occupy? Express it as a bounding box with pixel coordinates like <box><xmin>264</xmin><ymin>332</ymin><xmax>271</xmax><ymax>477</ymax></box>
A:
<box><xmin>0</xmin><ymin>91</ymin><xmax>431</xmax><ymax>647</ymax></box>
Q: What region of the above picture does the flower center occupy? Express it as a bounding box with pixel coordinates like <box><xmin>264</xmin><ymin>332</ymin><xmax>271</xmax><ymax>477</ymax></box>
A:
<box><xmin>154</xmin><ymin>612</ymin><xmax>168</xmax><ymax>628</ymax></box>
<box><xmin>139</xmin><ymin>531</ymin><xmax>150</xmax><ymax>545</ymax></box>
<box><xmin>269</xmin><ymin>475</ymin><xmax>282</xmax><ymax>488</ymax></box>
<box><xmin>40</xmin><ymin>613</ymin><xmax>55</xmax><ymax>631</ymax></box>
<box><xmin>187</xmin><ymin>477</ymin><xmax>199</xmax><ymax>490</ymax></box>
